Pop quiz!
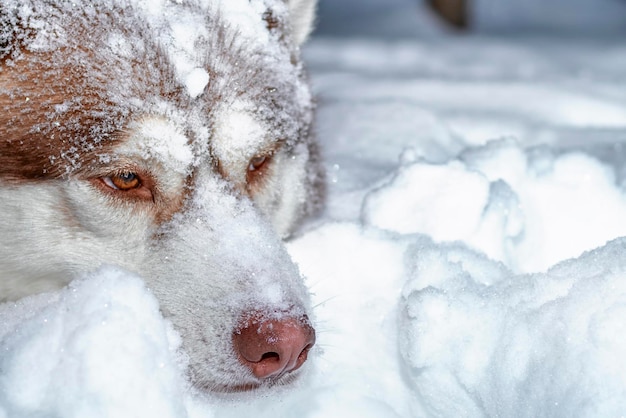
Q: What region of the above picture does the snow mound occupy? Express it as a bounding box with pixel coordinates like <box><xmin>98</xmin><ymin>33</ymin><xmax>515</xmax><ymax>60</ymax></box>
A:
<box><xmin>364</xmin><ymin>140</ymin><xmax>626</xmax><ymax>273</ymax></box>
<box><xmin>286</xmin><ymin>222</ymin><xmax>416</xmax><ymax>418</ymax></box>
<box><xmin>0</xmin><ymin>267</ymin><xmax>186</xmax><ymax>418</ymax></box>
<box><xmin>400</xmin><ymin>238</ymin><xmax>626</xmax><ymax>417</ymax></box>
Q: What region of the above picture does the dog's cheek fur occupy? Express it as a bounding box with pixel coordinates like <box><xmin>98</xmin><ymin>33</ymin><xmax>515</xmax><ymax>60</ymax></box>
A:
<box><xmin>0</xmin><ymin>180</ymin><xmax>153</xmax><ymax>301</ymax></box>
<box><xmin>252</xmin><ymin>142</ymin><xmax>314</xmax><ymax>238</ymax></box>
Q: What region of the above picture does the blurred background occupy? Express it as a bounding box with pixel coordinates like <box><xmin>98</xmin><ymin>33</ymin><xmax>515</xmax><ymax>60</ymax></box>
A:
<box><xmin>314</xmin><ymin>0</ymin><xmax>626</xmax><ymax>38</ymax></box>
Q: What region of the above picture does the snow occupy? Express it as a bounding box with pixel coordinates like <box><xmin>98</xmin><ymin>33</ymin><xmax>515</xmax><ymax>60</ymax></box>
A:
<box><xmin>399</xmin><ymin>237</ymin><xmax>626</xmax><ymax>417</ymax></box>
<box><xmin>132</xmin><ymin>118</ymin><xmax>195</xmax><ymax>174</ymax></box>
<box><xmin>363</xmin><ymin>141</ymin><xmax>626</xmax><ymax>273</ymax></box>
<box><xmin>213</xmin><ymin>102</ymin><xmax>267</xmax><ymax>162</ymax></box>
<box><xmin>0</xmin><ymin>267</ymin><xmax>187</xmax><ymax>418</ymax></box>
<box><xmin>185</xmin><ymin>68</ymin><xmax>211</xmax><ymax>99</ymax></box>
<box><xmin>3</xmin><ymin>0</ymin><xmax>626</xmax><ymax>417</ymax></box>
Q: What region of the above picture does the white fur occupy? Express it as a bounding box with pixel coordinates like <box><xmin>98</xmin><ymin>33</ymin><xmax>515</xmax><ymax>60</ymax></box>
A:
<box><xmin>0</xmin><ymin>182</ymin><xmax>152</xmax><ymax>300</ymax></box>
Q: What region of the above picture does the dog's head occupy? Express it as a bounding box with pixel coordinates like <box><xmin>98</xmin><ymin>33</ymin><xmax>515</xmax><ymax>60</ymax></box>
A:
<box><xmin>0</xmin><ymin>0</ymin><xmax>321</xmax><ymax>392</ymax></box>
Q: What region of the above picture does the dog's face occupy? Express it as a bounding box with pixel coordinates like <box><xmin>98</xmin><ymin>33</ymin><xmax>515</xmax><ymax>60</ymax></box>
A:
<box><xmin>0</xmin><ymin>0</ymin><xmax>321</xmax><ymax>392</ymax></box>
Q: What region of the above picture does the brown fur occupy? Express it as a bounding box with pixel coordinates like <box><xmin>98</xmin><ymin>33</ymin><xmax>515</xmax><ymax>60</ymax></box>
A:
<box><xmin>0</xmin><ymin>1</ymin><xmax>320</xmax><ymax>226</ymax></box>
<box><xmin>0</xmin><ymin>4</ymin><xmax>185</xmax><ymax>181</ymax></box>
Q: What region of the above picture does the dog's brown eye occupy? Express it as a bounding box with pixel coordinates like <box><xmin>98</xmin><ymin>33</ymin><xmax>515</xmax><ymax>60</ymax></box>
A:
<box><xmin>246</xmin><ymin>155</ymin><xmax>272</xmax><ymax>189</ymax></box>
<box><xmin>248</xmin><ymin>156</ymin><xmax>268</xmax><ymax>173</ymax></box>
<box><xmin>103</xmin><ymin>172</ymin><xmax>141</xmax><ymax>191</ymax></box>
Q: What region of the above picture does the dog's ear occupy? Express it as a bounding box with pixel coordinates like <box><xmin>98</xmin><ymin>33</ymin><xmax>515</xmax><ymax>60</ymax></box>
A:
<box><xmin>287</xmin><ymin>0</ymin><xmax>317</xmax><ymax>45</ymax></box>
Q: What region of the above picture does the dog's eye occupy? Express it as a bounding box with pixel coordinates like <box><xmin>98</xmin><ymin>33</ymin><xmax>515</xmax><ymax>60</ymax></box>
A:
<box><xmin>103</xmin><ymin>172</ymin><xmax>141</xmax><ymax>191</ymax></box>
<box><xmin>246</xmin><ymin>155</ymin><xmax>272</xmax><ymax>188</ymax></box>
<box><xmin>248</xmin><ymin>156</ymin><xmax>268</xmax><ymax>173</ymax></box>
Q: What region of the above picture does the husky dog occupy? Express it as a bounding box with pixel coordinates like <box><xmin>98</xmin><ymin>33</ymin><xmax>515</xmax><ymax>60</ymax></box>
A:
<box><xmin>0</xmin><ymin>0</ymin><xmax>321</xmax><ymax>393</ymax></box>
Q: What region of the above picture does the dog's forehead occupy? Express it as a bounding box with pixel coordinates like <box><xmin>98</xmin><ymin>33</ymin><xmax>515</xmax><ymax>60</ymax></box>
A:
<box><xmin>211</xmin><ymin>100</ymin><xmax>269</xmax><ymax>167</ymax></box>
<box><xmin>0</xmin><ymin>0</ymin><xmax>306</xmax><ymax>180</ymax></box>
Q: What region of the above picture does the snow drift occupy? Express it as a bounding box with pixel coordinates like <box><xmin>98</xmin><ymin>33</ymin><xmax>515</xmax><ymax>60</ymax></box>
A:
<box><xmin>0</xmin><ymin>268</ymin><xmax>187</xmax><ymax>418</ymax></box>
<box><xmin>401</xmin><ymin>237</ymin><xmax>626</xmax><ymax>417</ymax></box>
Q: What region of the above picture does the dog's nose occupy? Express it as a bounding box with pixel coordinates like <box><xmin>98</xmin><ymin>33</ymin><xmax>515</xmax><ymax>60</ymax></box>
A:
<box><xmin>232</xmin><ymin>312</ymin><xmax>315</xmax><ymax>379</ymax></box>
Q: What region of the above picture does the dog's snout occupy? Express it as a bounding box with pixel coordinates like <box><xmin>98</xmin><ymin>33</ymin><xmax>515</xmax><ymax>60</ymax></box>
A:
<box><xmin>233</xmin><ymin>312</ymin><xmax>315</xmax><ymax>380</ymax></box>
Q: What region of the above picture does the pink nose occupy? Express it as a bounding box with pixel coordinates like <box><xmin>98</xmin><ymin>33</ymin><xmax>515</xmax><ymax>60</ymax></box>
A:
<box><xmin>232</xmin><ymin>313</ymin><xmax>316</xmax><ymax>379</ymax></box>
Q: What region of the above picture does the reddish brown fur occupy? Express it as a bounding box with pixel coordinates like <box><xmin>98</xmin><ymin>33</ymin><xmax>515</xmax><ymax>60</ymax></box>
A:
<box><xmin>0</xmin><ymin>5</ymin><xmax>191</xmax><ymax>224</ymax></box>
<box><xmin>0</xmin><ymin>2</ymin><xmax>320</xmax><ymax>227</ymax></box>
<box><xmin>0</xmin><ymin>5</ymin><xmax>186</xmax><ymax>182</ymax></box>
<box><xmin>0</xmin><ymin>51</ymin><xmax>121</xmax><ymax>180</ymax></box>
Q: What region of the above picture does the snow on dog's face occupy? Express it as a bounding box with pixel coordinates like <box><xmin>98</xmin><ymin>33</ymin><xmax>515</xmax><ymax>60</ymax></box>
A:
<box><xmin>0</xmin><ymin>0</ymin><xmax>321</xmax><ymax>392</ymax></box>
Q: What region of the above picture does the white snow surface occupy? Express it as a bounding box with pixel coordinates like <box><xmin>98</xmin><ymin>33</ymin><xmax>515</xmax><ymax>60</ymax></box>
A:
<box><xmin>3</xmin><ymin>2</ymin><xmax>626</xmax><ymax>417</ymax></box>
<box><xmin>0</xmin><ymin>268</ymin><xmax>187</xmax><ymax>418</ymax></box>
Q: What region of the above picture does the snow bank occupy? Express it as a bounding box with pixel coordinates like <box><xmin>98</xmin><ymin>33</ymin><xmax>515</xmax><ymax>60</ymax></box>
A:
<box><xmin>400</xmin><ymin>238</ymin><xmax>626</xmax><ymax>417</ymax></box>
<box><xmin>297</xmin><ymin>16</ymin><xmax>626</xmax><ymax>414</ymax></box>
<box><xmin>364</xmin><ymin>140</ymin><xmax>626</xmax><ymax>273</ymax></box>
<box><xmin>0</xmin><ymin>267</ymin><xmax>187</xmax><ymax>418</ymax></box>
<box><xmin>288</xmin><ymin>140</ymin><xmax>626</xmax><ymax>417</ymax></box>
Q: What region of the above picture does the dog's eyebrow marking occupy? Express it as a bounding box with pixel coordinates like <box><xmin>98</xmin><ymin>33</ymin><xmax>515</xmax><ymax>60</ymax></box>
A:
<box><xmin>131</xmin><ymin>118</ymin><xmax>194</xmax><ymax>175</ymax></box>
